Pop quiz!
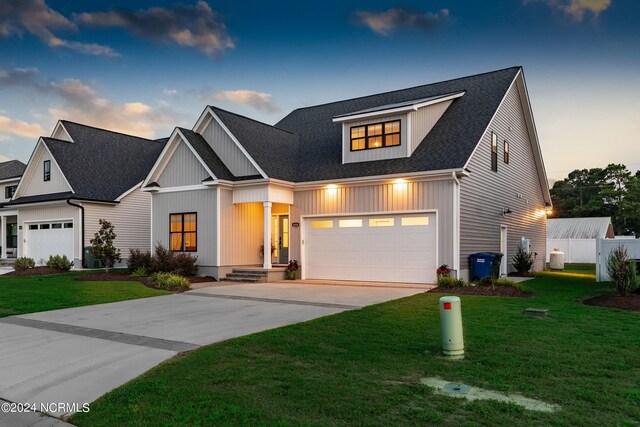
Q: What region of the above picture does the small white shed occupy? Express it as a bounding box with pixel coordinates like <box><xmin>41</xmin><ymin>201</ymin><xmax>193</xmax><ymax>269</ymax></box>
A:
<box><xmin>546</xmin><ymin>217</ymin><xmax>615</xmax><ymax>263</ymax></box>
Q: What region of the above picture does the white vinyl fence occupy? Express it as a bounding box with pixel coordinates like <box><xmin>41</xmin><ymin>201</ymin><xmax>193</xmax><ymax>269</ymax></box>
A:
<box><xmin>596</xmin><ymin>238</ymin><xmax>640</xmax><ymax>282</ymax></box>
<box><xmin>546</xmin><ymin>239</ymin><xmax>596</xmax><ymax>263</ymax></box>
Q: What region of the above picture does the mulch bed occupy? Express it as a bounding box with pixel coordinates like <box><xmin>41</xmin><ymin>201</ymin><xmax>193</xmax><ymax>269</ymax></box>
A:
<box><xmin>74</xmin><ymin>271</ymin><xmax>215</xmax><ymax>294</ymax></box>
<box><xmin>5</xmin><ymin>267</ymin><xmax>68</xmax><ymax>276</ymax></box>
<box><xmin>583</xmin><ymin>294</ymin><xmax>640</xmax><ymax>311</ymax></box>
<box><xmin>429</xmin><ymin>285</ymin><xmax>532</xmax><ymax>297</ymax></box>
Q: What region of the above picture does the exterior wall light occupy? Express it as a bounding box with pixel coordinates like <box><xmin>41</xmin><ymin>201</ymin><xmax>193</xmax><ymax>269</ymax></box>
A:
<box><xmin>326</xmin><ymin>184</ymin><xmax>338</xmax><ymax>196</ymax></box>
<box><xmin>393</xmin><ymin>178</ymin><xmax>408</xmax><ymax>190</ymax></box>
<box><xmin>502</xmin><ymin>208</ymin><xmax>512</xmax><ymax>217</ymax></box>
<box><xmin>544</xmin><ymin>203</ymin><xmax>553</xmax><ymax>216</ymax></box>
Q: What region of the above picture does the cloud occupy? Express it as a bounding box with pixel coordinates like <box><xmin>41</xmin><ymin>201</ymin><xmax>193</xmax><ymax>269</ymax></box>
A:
<box><xmin>0</xmin><ymin>114</ymin><xmax>46</xmax><ymax>139</ymax></box>
<box><xmin>48</xmin><ymin>79</ymin><xmax>175</xmax><ymax>138</ymax></box>
<box><xmin>526</xmin><ymin>0</ymin><xmax>612</xmax><ymax>21</ymax></box>
<box><xmin>352</xmin><ymin>7</ymin><xmax>450</xmax><ymax>36</ymax></box>
<box><xmin>163</xmin><ymin>89</ymin><xmax>177</xmax><ymax>96</ymax></box>
<box><xmin>0</xmin><ymin>0</ymin><xmax>118</xmax><ymax>56</ymax></box>
<box><xmin>76</xmin><ymin>1</ymin><xmax>234</xmax><ymax>55</ymax></box>
<box><xmin>205</xmin><ymin>90</ymin><xmax>278</xmax><ymax>114</ymax></box>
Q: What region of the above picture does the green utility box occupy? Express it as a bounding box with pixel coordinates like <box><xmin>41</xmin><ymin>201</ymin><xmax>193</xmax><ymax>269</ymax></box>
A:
<box><xmin>83</xmin><ymin>246</ymin><xmax>99</xmax><ymax>268</ymax></box>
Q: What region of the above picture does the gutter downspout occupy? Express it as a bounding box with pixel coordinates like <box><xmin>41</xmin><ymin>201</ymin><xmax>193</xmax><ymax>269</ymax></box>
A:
<box><xmin>452</xmin><ymin>172</ymin><xmax>461</xmax><ymax>278</ymax></box>
<box><xmin>66</xmin><ymin>199</ymin><xmax>84</xmax><ymax>268</ymax></box>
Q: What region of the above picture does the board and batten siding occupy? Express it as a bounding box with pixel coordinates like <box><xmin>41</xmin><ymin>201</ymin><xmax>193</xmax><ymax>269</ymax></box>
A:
<box><xmin>157</xmin><ymin>141</ymin><xmax>210</xmax><ymax>187</ymax></box>
<box><xmin>290</xmin><ymin>179</ymin><xmax>455</xmax><ymax>272</ymax></box>
<box><xmin>219</xmin><ymin>188</ymin><xmax>264</xmax><ymax>266</ymax></box>
<box><xmin>17</xmin><ymin>203</ymin><xmax>81</xmax><ymax>263</ymax></box>
<box><xmin>83</xmin><ymin>188</ymin><xmax>152</xmax><ymax>260</ymax></box>
<box><xmin>342</xmin><ymin>114</ymin><xmax>407</xmax><ymax>163</ymax></box>
<box><xmin>151</xmin><ymin>189</ymin><xmax>217</xmax><ymax>268</ymax></box>
<box><xmin>18</xmin><ymin>144</ymin><xmax>71</xmax><ymax>197</ymax></box>
<box><xmin>459</xmin><ymin>80</ymin><xmax>547</xmax><ymax>278</ymax></box>
<box><xmin>200</xmin><ymin>114</ymin><xmax>260</xmax><ymax>177</ymax></box>
<box><xmin>408</xmin><ymin>100</ymin><xmax>453</xmax><ymax>155</ymax></box>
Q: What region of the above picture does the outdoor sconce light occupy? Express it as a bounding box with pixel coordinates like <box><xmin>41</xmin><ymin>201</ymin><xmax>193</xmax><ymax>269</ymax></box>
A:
<box><xmin>544</xmin><ymin>203</ymin><xmax>553</xmax><ymax>216</ymax></box>
<box><xmin>502</xmin><ymin>208</ymin><xmax>512</xmax><ymax>217</ymax></box>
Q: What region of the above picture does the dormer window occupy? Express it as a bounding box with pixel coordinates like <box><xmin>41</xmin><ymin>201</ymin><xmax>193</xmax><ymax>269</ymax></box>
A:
<box><xmin>43</xmin><ymin>160</ymin><xmax>51</xmax><ymax>181</ymax></box>
<box><xmin>350</xmin><ymin>120</ymin><xmax>401</xmax><ymax>151</ymax></box>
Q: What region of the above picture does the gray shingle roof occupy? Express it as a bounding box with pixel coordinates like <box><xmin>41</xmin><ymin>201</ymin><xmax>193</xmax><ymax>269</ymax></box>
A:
<box><xmin>25</xmin><ymin>122</ymin><xmax>167</xmax><ymax>202</ymax></box>
<box><xmin>333</xmin><ymin>91</ymin><xmax>465</xmax><ymax>118</ymax></box>
<box><xmin>178</xmin><ymin>128</ymin><xmax>236</xmax><ymax>181</ymax></box>
<box><xmin>547</xmin><ymin>217</ymin><xmax>614</xmax><ymax>240</ymax></box>
<box><xmin>0</xmin><ymin>160</ymin><xmax>26</xmax><ymax>181</ymax></box>
<box><xmin>273</xmin><ymin>67</ymin><xmax>520</xmax><ymax>182</ymax></box>
<box><xmin>209</xmin><ymin>107</ymin><xmax>300</xmax><ymax>182</ymax></box>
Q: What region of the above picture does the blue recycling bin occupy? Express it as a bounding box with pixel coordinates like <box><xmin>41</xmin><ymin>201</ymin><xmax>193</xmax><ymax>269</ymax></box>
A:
<box><xmin>469</xmin><ymin>252</ymin><xmax>502</xmax><ymax>280</ymax></box>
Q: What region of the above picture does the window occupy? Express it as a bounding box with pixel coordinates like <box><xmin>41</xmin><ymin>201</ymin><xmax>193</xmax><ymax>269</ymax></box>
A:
<box><xmin>64</xmin><ymin>223</ymin><xmax>73</xmax><ymax>228</ymax></box>
<box><xmin>169</xmin><ymin>213</ymin><xmax>197</xmax><ymax>252</ymax></box>
<box><xmin>43</xmin><ymin>160</ymin><xmax>51</xmax><ymax>181</ymax></box>
<box><xmin>28</xmin><ymin>224</ymin><xmax>38</xmax><ymax>230</ymax></box>
<box><xmin>4</xmin><ymin>185</ymin><xmax>16</xmax><ymax>199</ymax></box>
<box><xmin>504</xmin><ymin>140</ymin><xmax>509</xmax><ymax>164</ymax></box>
<box><xmin>491</xmin><ymin>132</ymin><xmax>498</xmax><ymax>172</ymax></box>
<box><xmin>401</xmin><ymin>216</ymin><xmax>429</xmax><ymax>226</ymax></box>
<box><xmin>39</xmin><ymin>224</ymin><xmax>50</xmax><ymax>229</ymax></box>
<box><xmin>350</xmin><ymin>120</ymin><xmax>401</xmax><ymax>151</ymax></box>
<box><xmin>369</xmin><ymin>218</ymin><xmax>394</xmax><ymax>227</ymax></box>
<box><xmin>311</xmin><ymin>220</ymin><xmax>333</xmax><ymax>229</ymax></box>
<box><xmin>339</xmin><ymin>219</ymin><xmax>362</xmax><ymax>228</ymax></box>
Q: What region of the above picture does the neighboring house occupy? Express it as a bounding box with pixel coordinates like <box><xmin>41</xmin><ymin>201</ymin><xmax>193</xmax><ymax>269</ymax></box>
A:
<box><xmin>143</xmin><ymin>66</ymin><xmax>551</xmax><ymax>283</ymax></box>
<box><xmin>6</xmin><ymin>121</ymin><xmax>166</xmax><ymax>266</ymax></box>
<box><xmin>0</xmin><ymin>160</ymin><xmax>27</xmax><ymax>258</ymax></box>
<box><xmin>546</xmin><ymin>217</ymin><xmax>615</xmax><ymax>263</ymax></box>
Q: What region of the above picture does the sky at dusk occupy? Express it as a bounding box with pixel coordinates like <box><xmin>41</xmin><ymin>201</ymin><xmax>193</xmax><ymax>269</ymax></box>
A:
<box><xmin>0</xmin><ymin>0</ymin><xmax>638</xmax><ymax>183</ymax></box>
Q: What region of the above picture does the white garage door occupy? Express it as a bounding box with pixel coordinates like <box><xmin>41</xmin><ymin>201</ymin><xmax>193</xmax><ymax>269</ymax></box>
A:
<box><xmin>26</xmin><ymin>221</ymin><xmax>74</xmax><ymax>263</ymax></box>
<box><xmin>303</xmin><ymin>213</ymin><xmax>437</xmax><ymax>284</ymax></box>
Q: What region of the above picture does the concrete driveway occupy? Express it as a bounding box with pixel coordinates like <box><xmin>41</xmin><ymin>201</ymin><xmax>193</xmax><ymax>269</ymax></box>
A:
<box><xmin>0</xmin><ymin>282</ymin><xmax>427</xmax><ymax>421</ymax></box>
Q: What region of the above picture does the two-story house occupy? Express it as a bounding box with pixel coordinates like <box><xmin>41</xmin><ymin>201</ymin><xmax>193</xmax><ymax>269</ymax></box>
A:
<box><xmin>143</xmin><ymin>66</ymin><xmax>551</xmax><ymax>283</ymax></box>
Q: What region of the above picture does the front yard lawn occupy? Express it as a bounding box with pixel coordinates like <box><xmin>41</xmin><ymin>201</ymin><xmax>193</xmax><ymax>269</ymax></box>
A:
<box><xmin>70</xmin><ymin>267</ymin><xmax>640</xmax><ymax>426</ymax></box>
<box><xmin>0</xmin><ymin>271</ymin><xmax>170</xmax><ymax>317</ymax></box>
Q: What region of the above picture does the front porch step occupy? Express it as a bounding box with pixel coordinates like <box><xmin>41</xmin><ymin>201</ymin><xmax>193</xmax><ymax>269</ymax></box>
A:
<box><xmin>231</xmin><ymin>268</ymin><xmax>268</xmax><ymax>276</ymax></box>
<box><xmin>0</xmin><ymin>259</ymin><xmax>15</xmax><ymax>267</ymax></box>
<box><xmin>226</xmin><ymin>273</ymin><xmax>267</xmax><ymax>279</ymax></box>
<box><xmin>219</xmin><ymin>277</ymin><xmax>265</xmax><ymax>284</ymax></box>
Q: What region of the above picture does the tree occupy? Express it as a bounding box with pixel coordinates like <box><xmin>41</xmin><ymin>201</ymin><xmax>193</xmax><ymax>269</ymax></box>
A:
<box><xmin>90</xmin><ymin>219</ymin><xmax>121</xmax><ymax>273</ymax></box>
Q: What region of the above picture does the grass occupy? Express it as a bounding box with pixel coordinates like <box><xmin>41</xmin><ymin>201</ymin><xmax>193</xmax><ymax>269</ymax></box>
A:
<box><xmin>70</xmin><ymin>266</ymin><xmax>640</xmax><ymax>426</ymax></box>
<box><xmin>0</xmin><ymin>271</ymin><xmax>169</xmax><ymax>318</ymax></box>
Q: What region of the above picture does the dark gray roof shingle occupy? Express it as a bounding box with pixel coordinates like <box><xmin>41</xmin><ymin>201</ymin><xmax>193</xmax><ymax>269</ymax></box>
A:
<box><xmin>31</xmin><ymin>122</ymin><xmax>166</xmax><ymax>202</ymax></box>
<box><xmin>0</xmin><ymin>160</ymin><xmax>26</xmax><ymax>181</ymax></box>
<box><xmin>178</xmin><ymin>128</ymin><xmax>236</xmax><ymax>181</ymax></box>
<box><xmin>209</xmin><ymin>107</ymin><xmax>299</xmax><ymax>182</ymax></box>
<box><xmin>274</xmin><ymin>67</ymin><xmax>520</xmax><ymax>182</ymax></box>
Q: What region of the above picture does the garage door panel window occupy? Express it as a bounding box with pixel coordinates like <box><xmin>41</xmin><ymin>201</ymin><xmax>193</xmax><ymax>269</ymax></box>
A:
<box><xmin>28</xmin><ymin>224</ymin><xmax>38</xmax><ymax>230</ymax></box>
<box><xmin>64</xmin><ymin>223</ymin><xmax>73</xmax><ymax>228</ymax></box>
<box><xmin>39</xmin><ymin>224</ymin><xmax>50</xmax><ymax>230</ymax></box>
<box><xmin>311</xmin><ymin>220</ymin><xmax>333</xmax><ymax>229</ymax></box>
<box><xmin>52</xmin><ymin>223</ymin><xmax>62</xmax><ymax>229</ymax></box>
<box><xmin>169</xmin><ymin>213</ymin><xmax>197</xmax><ymax>252</ymax></box>
<box><xmin>339</xmin><ymin>219</ymin><xmax>362</xmax><ymax>228</ymax></box>
<box><xmin>401</xmin><ymin>216</ymin><xmax>429</xmax><ymax>226</ymax></box>
<box><xmin>369</xmin><ymin>218</ymin><xmax>394</xmax><ymax>227</ymax></box>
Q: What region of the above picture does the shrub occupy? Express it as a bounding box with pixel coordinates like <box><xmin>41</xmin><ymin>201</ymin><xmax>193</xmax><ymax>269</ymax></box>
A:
<box><xmin>606</xmin><ymin>245</ymin><xmax>640</xmax><ymax>295</ymax></box>
<box><xmin>14</xmin><ymin>257</ymin><xmax>35</xmax><ymax>272</ymax></box>
<box><xmin>128</xmin><ymin>248</ymin><xmax>152</xmax><ymax>272</ymax></box>
<box><xmin>151</xmin><ymin>272</ymin><xmax>190</xmax><ymax>291</ymax></box>
<box><xmin>172</xmin><ymin>252</ymin><xmax>199</xmax><ymax>276</ymax></box>
<box><xmin>493</xmin><ymin>278</ymin><xmax>522</xmax><ymax>290</ymax></box>
<box><xmin>90</xmin><ymin>219</ymin><xmax>121</xmax><ymax>272</ymax></box>
<box><xmin>437</xmin><ymin>275</ymin><xmax>467</xmax><ymax>288</ymax></box>
<box><xmin>512</xmin><ymin>245</ymin><xmax>534</xmax><ymax>274</ymax></box>
<box><xmin>46</xmin><ymin>255</ymin><xmax>73</xmax><ymax>271</ymax></box>
<box><xmin>130</xmin><ymin>267</ymin><xmax>148</xmax><ymax>278</ymax></box>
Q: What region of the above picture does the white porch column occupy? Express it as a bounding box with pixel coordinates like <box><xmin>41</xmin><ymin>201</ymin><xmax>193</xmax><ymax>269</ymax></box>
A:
<box><xmin>263</xmin><ymin>202</ymin><xmax>272</xmax><ymax>269</ymax></box>
<box><xmin>0</xmin><ymin>216</ymin><xmax>6</xmax><ymax>259</ymax></box>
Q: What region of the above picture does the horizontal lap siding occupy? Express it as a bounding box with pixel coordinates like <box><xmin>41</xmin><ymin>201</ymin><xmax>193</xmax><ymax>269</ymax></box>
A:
<box><xmin>84</xmin><ymin>189</ymin><xmax>152</xmax><ymax>260</ymax></box>
<box><xmin>17</xmin><ymin>204</ymin><xmax>81</xmax><ymax>262</ymax></box>
<box><xmin>290</xmin><ymin>179</ymin><xmax>454</xmax><ymax>268</ymax></box>
<box><xmin>219</xmin><ymin>189</ymin><xmax>263</xmax><ymax>266</ymax></box>
<box><xmin>151</xmin><ymin>189</ymin><xmax>217</xmax><ymax>266</ymax></box>
<box><xmin>459</xmin><ymin>81</ymin><xmax>546</xmax><ymax>276</ymax></box>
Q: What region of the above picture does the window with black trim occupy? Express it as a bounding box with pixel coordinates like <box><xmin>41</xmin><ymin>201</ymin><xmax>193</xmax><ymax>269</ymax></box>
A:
<box><xmin>4</xmin><ymin>185</ymin><xmax>16</xmax><ymax>199</ymax></box>
<box><xmin>350</xmin><ymin>120</ymin><xmax>400</xmax><ymax>151</ymax></box>
<box><xmin>491</xmin><ymin>132</ymin><xmax>498</xmax><ymax>172</ymax></box>
<box><xmin>170</xmin><ymin>213</ymin><xmax>197</xmax><ymax>252</ymax></box>
<box><xmin>43</xmin><ymin>160</ymin><xmax>51</xmax><ymax>181</ymax></box>
<box><xmin>504</xmin><ymin>140</ymin><xmax>509</xmax><ymax>164</ymax></box>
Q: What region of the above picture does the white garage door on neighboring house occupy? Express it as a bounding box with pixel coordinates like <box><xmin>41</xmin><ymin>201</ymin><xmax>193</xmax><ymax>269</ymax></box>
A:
<box><xmin>26</xmin><ymin>221</ymin><xmax>74</xmax><ymax>263</ymax></box>
<box><xmin>303</xmin><ymin>212</ymin><xmax>437</xmax><ymax>284</ymax></box>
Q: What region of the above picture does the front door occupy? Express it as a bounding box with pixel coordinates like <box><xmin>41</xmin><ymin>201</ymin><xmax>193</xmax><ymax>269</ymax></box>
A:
<box><xmin>278</xmin><ymin>215</ymin><xmax>289</xmax><ymax>265</ymax></box>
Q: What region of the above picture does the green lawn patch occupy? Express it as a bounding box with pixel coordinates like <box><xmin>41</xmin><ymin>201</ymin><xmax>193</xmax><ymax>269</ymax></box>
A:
<box><xmin>0</xmin><ymin>272</ymin><xmax>170</xmax><ymax>318</ymax></box>
<box><xmin>72</xmin><ymin>269</ymin><xmax>640</xmax><ymax>426</ymax></box>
